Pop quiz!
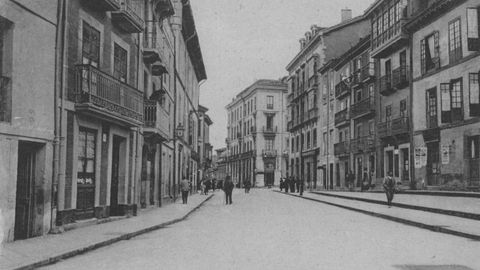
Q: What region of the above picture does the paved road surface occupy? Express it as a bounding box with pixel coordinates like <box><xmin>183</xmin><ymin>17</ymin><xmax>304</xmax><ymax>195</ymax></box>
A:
<box><xmin>42</xmin><ymin>189</ymin><xmax>480</xmax><ymax>270</ymax></box>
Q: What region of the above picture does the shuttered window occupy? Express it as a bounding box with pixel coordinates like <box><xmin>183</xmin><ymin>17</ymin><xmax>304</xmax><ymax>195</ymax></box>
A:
<box><xmin>467</xmin><ymin>7</ymin><xmax>480</xmax><ymax>51</ymax></box>
<box><xmin>448</xmin><ymin>19</ymin><xmax>463</xmax><ymax>64</ymax></box>
<box><xmin>421</xmin><ymin>32</ymin><xmax>440</xmax><ymax>75</ymax></box>
<box><xmin>469</xmin><ymin>73</ymin><xmax>480</xmax><ymax>116</ymax></box>
<box><xmin>113</xmin><ymin>43</ymin><xmax>127</xmax><ymax>83</ymax></box>
<box><xmin>82</xmin><ymin>22</ymin><xmax>100</xmax><ymax>67</ymax></box>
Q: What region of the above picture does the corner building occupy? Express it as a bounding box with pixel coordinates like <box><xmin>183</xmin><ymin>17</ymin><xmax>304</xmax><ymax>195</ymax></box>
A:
<box><xmin>226</xmin><ymin>80</ymin><xmax>288</xmax><ymax>188</ymax></box>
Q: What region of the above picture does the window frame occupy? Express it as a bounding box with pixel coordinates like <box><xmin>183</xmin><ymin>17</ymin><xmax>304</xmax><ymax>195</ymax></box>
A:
<box><xmin>448</xmin><ymin>18</ymin><xmax>463</xmax><ymax>64</ymax></box>
<box><xmin>469</xmin><ymin>72</ymin><xmax>480</xmax><ymax>116</ymax></box>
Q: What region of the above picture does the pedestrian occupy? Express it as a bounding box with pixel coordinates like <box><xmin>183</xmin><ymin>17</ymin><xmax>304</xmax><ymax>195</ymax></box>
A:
<box><xmin>347</xmin><ymin>170</ymin><xmax>354</xmax><ymax>191</ymax></box>
<box><xmin>295</xmin><ymin>176</ymin><xmax>300</xmax><ymax>193</ymax></box>
<box><xmin>244</xmin><ymin>179</ymin><xmax>251</xmax><ymax>193</ymax></box>
<box><xmin>205</xmin><ymin>179</ymin><xmax>211</xmax><ymax>195</ymax></box>
<box><xmin>212</xmin><ymin>179</ymin><xmax>216</xmax><ymax>192</ymax></box>
<box><xmin>284</xmin><ymin>176</ymin><xmax>290</xmax><ymax>193</ymax></box>
<box><xmin>299</xmin><ymin>178</ymin><xmax>304</xmax><ymax>196</ymax></box>
<box><xmin>223</xmin><ymin>175</ymin><xmax>234</xmax><ymax>205</ymax></box>
<box><xmin>279</xmin><ymin>178</ymin><xmax>284</xmax><ymax>191</ymax></box>
<box><xmin>180</xmin><ymin>175</ymin><xmax>190</xmax><ymax>204</ymax></box>
<box><xmin>290</xmin><ymin>176</ymin><xmax>296</xmax><ymax>193</ymax></box>
<box><xmin>361</xmin><ymin>168</ymin><xmax>369</xmax><ymax>192</ymax></box>
<box><xmin>383</xmin><ymin>171</ymin><xmax>395</xmax><ymax>207</ymax></box>
<box><xmin>201</xmin><ymin>180</ymin><xmax>207</xmax><ymax>195</ymax></box>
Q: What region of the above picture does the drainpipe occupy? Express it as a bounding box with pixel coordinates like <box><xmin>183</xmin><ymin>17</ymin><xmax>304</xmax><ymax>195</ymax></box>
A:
<box><xmin>408</xmin><ymin>32</ymin><xmax>415</xmax><ymax>189</ymax></box>
<box><xmin>172</xmin><ymin>32</ymin><xmax>178</xmax><ymax>202</ymax></box>
<box><xmin>51</xmin><ymin>0</ymin><xmax>67</xmax><ymax>231</ymax></box>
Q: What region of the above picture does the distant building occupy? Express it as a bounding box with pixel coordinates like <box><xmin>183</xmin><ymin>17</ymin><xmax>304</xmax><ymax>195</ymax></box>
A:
<box><xmin>198</xmin><ymin>105</ymin><xmax>213</xmax><ymax>186</ymax></box>
<box><xmin>213</xmin><ymin>148</ymin><xmax>228</xmax><ymax>183</ymax></box>
<box><xmin>226</xmin><ymin>80</ymin><xmax>288</xmax><ymax>187</ymax></box>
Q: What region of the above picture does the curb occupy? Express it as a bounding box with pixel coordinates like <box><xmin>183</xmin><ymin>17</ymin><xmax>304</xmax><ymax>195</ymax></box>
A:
<box><xmin>273</xmin><ymin>191</ymin><xmax>480</xmax><ymax>241</ymax></box>
<box><xmin>14</xmin><ymin>194</ymin><xmax>214</xmax><ymax>270</ymax></box>
<box><xmin>311</xmin><ymin>191</ymin><xmax>480</xmax><ymax>221</ymax></box>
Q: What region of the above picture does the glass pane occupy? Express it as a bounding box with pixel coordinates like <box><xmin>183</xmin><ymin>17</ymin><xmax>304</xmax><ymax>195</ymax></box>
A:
<box><xmin>86</xmin><ymin>160</ymin><xmax>95</xmax><ymax>173</ymax></box>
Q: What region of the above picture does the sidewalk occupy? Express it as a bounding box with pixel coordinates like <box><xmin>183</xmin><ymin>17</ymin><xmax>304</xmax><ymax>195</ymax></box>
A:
<box><xmin>276</xmin><ymin>190</ymin><xmax>480</xmax><ymax>241</ymax></box>
<box><xmin>311</xmin><ymin>190</ymin><xmax>480</xmax><ymax>219</ymax></box>
<box><xmin>0</xmin><ymin>193</ymin><xmax>213</xmax><ymax>270</ymax></box>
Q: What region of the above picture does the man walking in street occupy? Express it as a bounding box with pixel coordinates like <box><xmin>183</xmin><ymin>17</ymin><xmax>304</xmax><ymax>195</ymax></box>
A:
<box><xmin>299</xmin><ymin>178</ymin><xmax>304</xmax><ymax>196</ymax></box>
<box><xmin>244</xmin><ymin>178</ymin><xmax>251</xmax><ymax>194</ymax></box>
<box><xmin>180</xmin><ymin>175</ymin><xmax>190</xmax><ymax>204</ymax></box>
<box><xmin>223</xmin><ymin>175</ymin><xmax>234</xmax><ymax>205</ymax></box>
<box><xmin>284</xmin><ymin>176</ymin><xmax>290</xmax><ymax>193</ymax></box>
<box><xmin>383</xmin><ymin>171</ymin><xmax>395</xmax><ymax>207</ymax></box>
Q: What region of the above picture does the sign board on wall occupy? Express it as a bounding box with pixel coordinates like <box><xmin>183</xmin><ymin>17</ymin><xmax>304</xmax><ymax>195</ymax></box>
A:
<box><xmin>441</xmin><ymin>145</ymin><xmax>450</xmax><ymax>165</ymax></box>
<box><xmin>414</xmin><ymin>147</ymin><xmax>427</xmax><ymax>168</ymax></box>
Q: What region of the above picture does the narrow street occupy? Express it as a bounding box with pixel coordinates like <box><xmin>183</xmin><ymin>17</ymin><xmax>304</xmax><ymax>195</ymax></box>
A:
<box><xmin>42</xmin><ymin>189</ymin><xmax>480</xmax><ymax>270</ymax></box>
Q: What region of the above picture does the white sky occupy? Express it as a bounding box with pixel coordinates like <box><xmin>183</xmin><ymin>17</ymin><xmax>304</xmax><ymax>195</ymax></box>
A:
<box><xmin>191</xmin><ymin>0</ymin><xmax>374</xmax><ymax>150</ymax></box>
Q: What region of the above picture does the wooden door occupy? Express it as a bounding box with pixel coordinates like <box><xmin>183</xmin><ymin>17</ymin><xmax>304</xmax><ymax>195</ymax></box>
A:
<box><xmin>110</xmin><ymin>136</ymin><xmax>121</xmax><ymax>215</ymax></box>
<box><xmin>77</xmin><ymin>129</ymin><xmax>96</xmax><ymax>219</ymax></box>
<box><xmin>14</xmin><ymin>143</ymin><xmax>36</xmax><ymax>240</ymax></box>
<box><xmin>426</xmin><ymin>142</ymin><xmax>440</xmax><ymax>186</ymax></box>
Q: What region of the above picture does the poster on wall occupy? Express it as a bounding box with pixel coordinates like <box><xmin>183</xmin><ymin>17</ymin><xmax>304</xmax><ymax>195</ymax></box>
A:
<box><xmin>420</xmin><ymin>147</ymin><xmax>427</xmax><ymax>167</ymax></box>
<box><xmin>415</xmin><ymin>147</ymin><xmax>427</xmax><ymax>168</ymax></box>
<box><xmin>441</xmin><ymin>145</ymin><xmax>450</xmax><ymax>165</ymax></box>
<box><xmin>414</xmin><ymin>148</ymin><xmax>422</xmax><ymax>168</ymax></box>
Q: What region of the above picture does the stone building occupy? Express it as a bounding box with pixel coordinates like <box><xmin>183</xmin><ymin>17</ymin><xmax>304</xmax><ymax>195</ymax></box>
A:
<box><xmin>0</xmin><ymin>0</ymin><xmax>58</xmax><ymax>242</ymax></box>
<box><xmin>226</xmin><ymin>80</ymin><xmax>288</xmax><ymax>188</ymax></box>
<box><xmin>332</xmin><ymin>35</ymin><xmax>376</xmax><ymax>189</ymax></box>
<box><xmin>198</xmin><ymin>105</ymin><xmax>213</xmax><ymax>186</ymax></box>
<box><xmin>286</xmin><ymin>10</ymin><xmax>369</xmax><ymax>190</ymax></box>
<box><xmin>407</xmin><ymin>0</ymin><xmax>480</xmax><ymax>189</ymax></box>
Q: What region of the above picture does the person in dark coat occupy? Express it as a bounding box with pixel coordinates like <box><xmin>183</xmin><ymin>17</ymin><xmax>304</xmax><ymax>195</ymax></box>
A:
<box><xmin>299</xmin><ymin>178</ymin><xmax>304</xmax><ymax>196</ymax></box>
<box><xmin>244</xmin><ymin>179</ymin><xmax>251</xmax><ymax>193</ymax></box>
<box><xmin>279</xmin><ymin>178</ymin><xmax>284</xmax><ymax>191</ymax></box>
<box><xmin>361</xmin><ymin>168</ymin><xmax>370</xmax><ymax>192</ymax></box>
<box><xmin>223</xmin><ymin>175</ymin><xmax>234</xmax><ymax>205</ymax></box>
<box><xmin>347</xmin><ymin>170</ymin><xmax>354</xmax><ymax>191</ymax></box>
<box><xmin>383</xmin><ymin>171</ymin><xmax>395</xmax><ymax>207</ymax></box>
<box><xmin>284</xmin><ymin>176</ymin><xmax>290</xmax><ymax>193</ymax></box>
<box><xmin>290</xmin><ymin>176</ymin><xmax>296</xmax><ymax>193</ymax></box>
<box><xmin>180</xmin><ymin>175</ymin><xmax>190</xmax><ymax>204</ymax></box>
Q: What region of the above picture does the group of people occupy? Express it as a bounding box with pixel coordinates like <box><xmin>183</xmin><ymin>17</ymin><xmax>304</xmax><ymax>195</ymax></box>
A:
<box><xmin>279</xmin><ymin>176</ymin><xmax>304</xmax><ymax>196</ymax></box>
<box><xmin>200</xmin><ymin>178</ymin><xmax>216</xmax><ymax>195</ymax></box>
<box><xmin>180</xmin><ymin>175</ymin><xmax>236</xmax><ymax>205</ymax></box>
<box><xmin>344</xmin><ymin>168</ymin><xmax>375</xmax><ymax>192</ymax></box>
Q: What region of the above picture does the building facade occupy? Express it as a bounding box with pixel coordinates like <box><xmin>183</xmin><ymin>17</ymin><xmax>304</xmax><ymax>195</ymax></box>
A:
<box><xmin>198</xmin><ymin>105</ymin><xmax>213</xmax><ymax>186</ymax></box>
<box><xmin>0</xmin><ymin>0</ymin><xmax>58</xmax><ymax>242</ymax></box>
<box><xmin>332</xmin><ymin>36</ymin><xmax>376</xmax><ymax>189</ymax></box>
<box><xmin>286</xmin><ymin>10</ymin><xmax>370</xmax><ymax>190</ymax></box>
<box><xmin>407</xmin><ymin>0</ymin><xmax>480</xmax><ymax>190</ymax></box>
<box><xmin>226</xmin><ymin>80</ymin><xmax>288</xmax><ymax>188</ymax></box>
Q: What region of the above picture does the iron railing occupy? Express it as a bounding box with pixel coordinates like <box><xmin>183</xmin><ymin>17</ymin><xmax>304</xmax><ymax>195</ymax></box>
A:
<box><xmin>75</xmin><ymin>64</ymin><xmax>143</xmax><ymax>123</ymax></box>
<box><xmin>262</xmin><ymin>149</ymin><xmax>277</xmax><ymax>158</ymax></box>
<box><xmin>351</xmin><ymin>97</ymin><xmax>375</xmax><ymax>118</ymax></box>
<box><xmin>334</xmin><ymin>108</ymin><xmax>349</xmax><ymax>126</ymax></box>
<box><xmin>378</xmin><ymin>117</ymin><xmax>409</xmax><ymax>138</ymax></box>
<box><xmin>334</xmin><ymin>141</ymin><xmax>350</xmax><ymax>156</ymax></box>
<box><xmin>351</xmin><ymin>136</ymin><xmax>375</xmax><ymax>153</ymax></box>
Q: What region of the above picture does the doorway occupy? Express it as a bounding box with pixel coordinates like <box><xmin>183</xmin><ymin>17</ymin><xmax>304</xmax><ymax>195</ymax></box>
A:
<box><xmin>77</xmin><ymin>128</ymin><xmax>96</xmax><ymax>220</ymax></box>
<box><xmin>110</xmin><ymin>136</ymin><xmax>122</xmax><ymax>216</ymax></box>
<box><xmin>426</xmin><ymin>142</ymin><xmax>440</xmax><ymax>186</ymax></box>
<box><xmin>14</xmin><ymin>142</ymin><xmax>39</xmax><ymax>240</ymax></box>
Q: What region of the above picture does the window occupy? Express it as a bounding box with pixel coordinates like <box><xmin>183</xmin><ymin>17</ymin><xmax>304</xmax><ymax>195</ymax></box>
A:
<box><xmin>291</xmin><ymin>138</ymin><xmax>294</xmax><ymax>152</ymax></box>
<box><xmin>0</xmin><ymin>19</ymin><xmax>11</xmax><ymax>122</ymax></box>
<box><xmin>400</xmin><ymin>99</ymin><xmax>407</xmax><ymax>118</ymax></box>
<box><xmin>426</xmin><ymin>87</ymin><xmax>438</xmax><ymax>128</ymax></box>
<box><xmin>448</xmin><ymin>19</ymin><xmax>463</xmax><ymax>64</ymax></box>
<box><xmin>266</xmin><ymin>115</ymin><xmax>273</xmax><ymax>130</ymax></box>
<box><xmin>306</xmin><ymin>132</ymin><xmax>311</xmax><ymax>149</ymax></box>
<box><xmin>266</xmin><ymin>95</ymin><xmax>274</xmax><ymax>109</ymax></box>
<box><xmin>77</xmin><ymin>128</ymin><xmax>97</xmax><ymax>186</ymax></box>
<box><xmin>82</xmin><ymin>22</ymin><xmax>100</xmax><ymax>67</ymax></box>
<box><xmin>323</xmin><ymin>132</ymin><xmax>327</xmax><ymax>155</ymax></box>
<box><xmin>468</xmin><ymin>136</ymin><xmax>480</xmax><ymax>159</ymax></box>
<box><xmin>420</xmin><ymin>32</ymin><xmax>440</xmax><ymax>74</ymax></box>
<box><xmin>466</xmin><ymin>7</ymin><xmax>480</xmax><ymax>51</ymax></box>
<box><xmin>369</xmin><ymin>120</ymin><xmax>375</xmax><ymax>135</ymax></box>
<box><xmin>441</xmin><ymin>78</ymin><xmax>464</xmax><ymax>123</ymax></box>
<box><xmin>356</xmin><ymin>89</ymin><xmax>362</xmax><ymax>103</ymax></box>
<box><xmin>313</xmin><ymin>129</ymin><xmax>317</xmax><ymax>147</ymax></box>
<box><xmin>470</xmin><ymin>73</ymin><xmax>480</xmax><ymax>116</ymax></box>
<box><xmin>296</xmin><ymin>135</ymin><xmax>300</xmax><ymax>152</ymax></box>
<box><xmin>385</xmin><ymin>105</ymin><xmax>392</xmax><ymax>123</ymax></box>
<box><xmin>113</xmin><ymin>43</ymin><xmax>127</xmax><ymax>83</ymax></box>
<box><xmin>254</xmin><ymin>97</ymin><xmax>257</xmax><ymax>110</ymax></box>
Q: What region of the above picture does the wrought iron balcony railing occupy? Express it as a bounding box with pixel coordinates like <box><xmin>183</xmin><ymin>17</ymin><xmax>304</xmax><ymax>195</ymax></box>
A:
<box><xmin>392</xmin><ymin>65</ymin><xmax>410</xmax><ymax>89</ymax></box>
<box><xmin>82</xmin><ymin>0</ymin><xmax>121</xmax><ymax>12</ymax></box>
<box><xmin>263</xmin><ymin>126</ymin><xmax>278</xmax><ymax>134</ymax></box>
<box><xmin>75</xmin><ymin>64</ymin><xmax>143</xmax><ymax>124</ymax></box>
<box><xmin>262</xmin><ymin>149</ymin><xmax>277</xmax><ymax>158</ymax></box>
<box><xmin>334</xmin><ymin>141</ymin><xmax>350</xmax><ymax>156</ymax></box>
<box><xmin>351</xmin><ymin>97</ymin><xmax>375</xmax><ymax>119</ymax></box>
<box><xmin>351</xmin><ymin>135</ymin><xmax>375</xmax><ymax>153</ymax></box>
<box><xmin>144</xmin><ymin>99</ymin><xmax>170</xmax><ymax>139</ymax></box>
<box><xmin>378</xmin><ymin>117</ymin><xmax>410</xmax><ymax>138</ymax></box>
<box><xmin>334</xmin><ymin>108</ymin><xmax>349</xmax><ymax>126</ymax></box>
<box><xmin>335</xmin><ymin>80</ymin><xmax>350</xmax><ymax>98</ymax></box>
<box><xmin>112</xmin><ymin>0</ymin><xmax>145</xmax><ymax>33</ymax></box>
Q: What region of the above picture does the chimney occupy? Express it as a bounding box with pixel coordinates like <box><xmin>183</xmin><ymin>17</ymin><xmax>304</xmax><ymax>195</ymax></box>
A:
<box><xmin>299</xmin><ymin>38</ymin><xmax>306</xmax><ymax>50</ymax></box>
<box><xmin>341</xmin><ymin>8</ymin><xmax>352</xmax><ymax>22</ymax></box>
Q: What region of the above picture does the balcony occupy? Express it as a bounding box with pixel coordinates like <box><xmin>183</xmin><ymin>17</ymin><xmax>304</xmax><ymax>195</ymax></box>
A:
<box><xmin>334</xmin><ymin>108</ymin><xmax>349</xmax><ymax>127</ymax></box>
<box><xmin>143</xmin><ymin>31</ymin><xmax>161</xmax><ymax>64</ymax></box>
<box><xmin>263</xmin><ymin>126</ymin><xmax>278</xmax><ymax>135</ymax></box>
<box><xmin>82</xmin><ymin>0</ymin><xmax>120</xmax><ymax>12</ymax></box>
<box><xmin>191</xmin><ymin>150</ymin><xmax>200</xmax><ymax>162</ymax></box>
<box><xmin>144</xmin><ymin>99</ymin><xmax>170</xmax><ymax>141</ymax></box>
<box><xmin>360</xmin><ymin>62</ymin><xmax>375</xmax><ymax>82</ymax></box>
<box><xmin>335</xmin><ymin>81</ymin><xmax>350</xmax><ymax>99</ymax></box>
<box><xmin>0</xmin><ymin>76</ymin><xmax>11</xmax><ymax>122</ymax></box>
<box><xmin>287</xmin><ymin>121</ymin><xmax>293</xmax><ymax>131</ymax></box>
<box><xmin>371</xmin><ymin>18</ymin><xmax>408</xmax><ymax>58</ymax></box>
<box><xmin>334</xmin><ymin>141</ymin><xmax>350</xmax><ymax>157</ymax></box>
<box><xmin>153</xmin><ymin>0</ymin><xmax>174</xmax><ymax>20</ymax></box>
<box><xmin>262</xmin><ymin>149</ymin><xmax>277</xmax><ymax>158</ymax></box>
<box><xmin>392</xmin><ymin>65</ymin><xmax>410</xmax><ymax>89</ymax></box>
<box><xmin>308</xmin><ymin>75</ymin><xmax>319</xmax><ymax>90</ymax></box>
<box><xmin>351</xmin><ymin>136</ymin><xmax>375</xmax><ymax>153</ymax></box>
<box><xmin>308</xmin><ymin>107</ymin><xmax>319</xmax><ymax>121</ymax></box>
<box><xmin>111</xmin><ymin>0</ymin><xmax>145</xmax><ymax>33</ymax></box>
<box><xmin>379</xmin><ymin>75</ymin><xmax>394</xmax><ymax>96</ymax></box>
<box><xmin>378</xmin><ymin>117</ymin><xmax>410</xmax><ymax>139</ymax></box>
<box><xmin>75</xmin><ymin>65</ymin><xmax>143</xmax><ymax>126</ymax></box>
<box><xmin>351</xmin><ymin>97</ymin><xmax>374</xmax><ymax>119</ymax></box>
